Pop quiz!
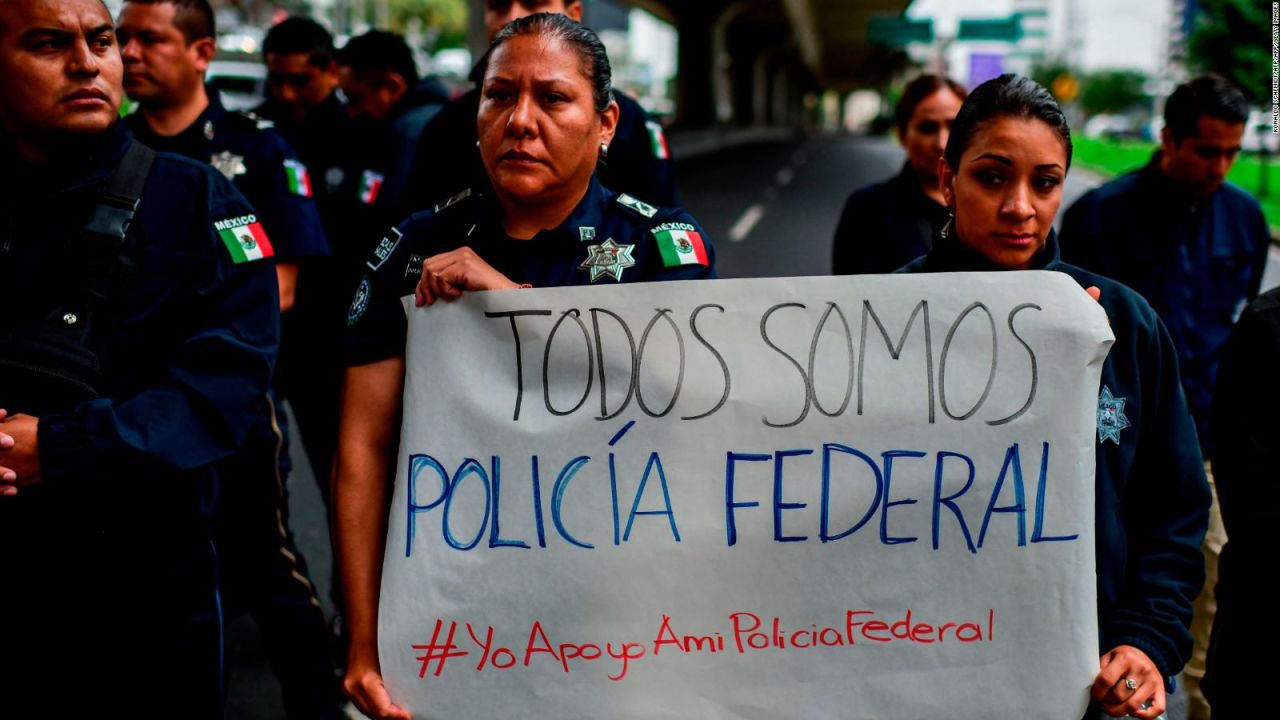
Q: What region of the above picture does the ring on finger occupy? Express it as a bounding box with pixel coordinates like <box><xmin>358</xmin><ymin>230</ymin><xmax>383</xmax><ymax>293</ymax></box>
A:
<box><xmin>1123</xmin><ymin>677</ymin><xmax>1138</xmax><ymax>691</ymax></box>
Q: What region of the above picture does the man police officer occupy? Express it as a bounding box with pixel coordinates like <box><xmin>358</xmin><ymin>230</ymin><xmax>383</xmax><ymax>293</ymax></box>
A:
<box><xmin>0</xmin><ymin>0</ymin><xmax>278</xmax><ymax>714</ymax></box>
<box><xmin>116</xmin><ymin>0</ymin><xmax>341</xmax><ymax>715</ymax></box>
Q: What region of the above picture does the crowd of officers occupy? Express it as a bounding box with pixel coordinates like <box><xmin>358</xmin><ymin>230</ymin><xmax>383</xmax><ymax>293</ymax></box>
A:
<box><xmin>0</xmin><ymin>0</ymin><xmax>1270</xmax><ymax>718</ymax></box>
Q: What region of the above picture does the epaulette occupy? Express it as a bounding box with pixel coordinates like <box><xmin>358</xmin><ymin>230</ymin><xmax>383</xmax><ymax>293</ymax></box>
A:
<box><xmin>433</xmin><ymin>187</ymin><xmax>473</xmax><ymax>213</ymax></box>
<box><xmin>616</xmin><ymin>193</ymin><xmax>659</xmax><ymax>219</ymax></box>
<box><xmin>232</xmin><ymin>111</ymin><xmax>275</xmax><ymax>131</ymax></box>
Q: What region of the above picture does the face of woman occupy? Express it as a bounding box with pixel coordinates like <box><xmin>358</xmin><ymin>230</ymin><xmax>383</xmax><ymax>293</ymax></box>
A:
<box><xmin>941</xmin><ymin>117</ymin><xmax>1068</xmax><ymax>270</ymax></box>
<box><xmin>478</xmin><ymin>35</ymin><xmax>617</xmax><ymax>208</ymax></box>
<box><xmin>900</xmin><ymin>88</ymin><xmax>964</xmax><ymax>181</ymax></box>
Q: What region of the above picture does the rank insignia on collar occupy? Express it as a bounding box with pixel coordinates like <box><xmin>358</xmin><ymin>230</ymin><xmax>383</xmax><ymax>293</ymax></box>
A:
<box><xmin>1097</xmin><ymin>385</ymin><xmax>1130</xmax><ymax>445</ymax></box>
<box><xmin>203</xmin><ymin>120</ymin><xmax>215</xmax><ymax>140</ymax></box>
<box><xmin>579</xmin><ymin>238</ymin><xmax>636</xmax><ymax>282</ymax></box>
<box><xmin>210</xmin><ymin>150</ymin><xmax>247</xmax><ymax>180</ymax></box>
<box><xmin>434</xmin><ymin>188</ymin><xmax>472</xmax><ymax>213</ymax></box>
<box><xmin>579</xmin><ymin>226</ymin><xmax>597</xmax><ymax>243</ymax></box>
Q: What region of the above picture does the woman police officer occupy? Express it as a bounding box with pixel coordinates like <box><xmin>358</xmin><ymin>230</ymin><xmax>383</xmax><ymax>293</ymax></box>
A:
<box><xmin>331</xmin><ymin>14</ymin><xmax>715</xmax><ymax>718</ymax></box>
<box><xmin>901</xmin><ymin>74</ymin><xmax>1209</xmax><ymax>719</ymax></box>
<box><xmin>832</xmin><ymin>74</ymin><xmax>966</xmax><ymax>275</ymax></box>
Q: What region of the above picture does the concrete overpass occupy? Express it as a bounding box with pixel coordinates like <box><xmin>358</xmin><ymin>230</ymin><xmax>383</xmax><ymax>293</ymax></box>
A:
<box><xmin>466</xmin><ymin>0</ymin><xmax>913</xmax><ymax>130</ymax></box>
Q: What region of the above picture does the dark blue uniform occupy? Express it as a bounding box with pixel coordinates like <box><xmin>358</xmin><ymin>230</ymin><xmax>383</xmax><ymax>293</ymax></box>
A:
<box><xmin>0</xmin><ymin>122</ymin><xmax>279</xmax><ymax>715</ymax></box>
<box><xmin>344</xmin><ymin>177</ymin><xmax>713</xmax><ymax>367</ymax></box>
<box><xmin>1060</xmin><ymin>154</ymin><xmax>1271</xmax><ymax>452</ymax></box>
<box><xmin>398</xmin><ymin>85</ymin><xmax>679</xmax><ymax>219</ymax></box>
<box><xmin>127</xmin><ymin>91</ymin><xmax>341</xmax><ymax>718</ymax></box>
<box><xmin>832</xmin><ymin>162</ymin><xmax>949</xmax><ymax>275</ymax></box>
<box><xmin>903</xmin><ymin>230</ymin><xmax>1211</xmax><ymax>700</ymax></box>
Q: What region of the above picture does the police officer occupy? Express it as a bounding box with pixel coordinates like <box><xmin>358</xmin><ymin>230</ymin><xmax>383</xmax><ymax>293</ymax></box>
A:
<box><xmin>115</xmin><ymin>1</ymin><xmax>340</xmax><ymax>716</ymax></box>
<box><xmin>0</xmin><ymin>0</ymin><xmax>278</xmax><ymax>715</ymax></box>
<box><xmin>333</xmin><ymin>15</ymin><xmax>713</xmax><ymax>718</ymax></box>
<box><xmin>338</xmin><ymin>29</ymin><xmax>450</xmax><ymax>225</ymax></box>
<box><xmin>398</xmin><ymin>0</ymin><xmax>680</xmax><ymax>218</ymax></box>
<box><xmin>256</xmin><ymin>17</ymin><xmax>378</xmax><ymax>537</ymax></box>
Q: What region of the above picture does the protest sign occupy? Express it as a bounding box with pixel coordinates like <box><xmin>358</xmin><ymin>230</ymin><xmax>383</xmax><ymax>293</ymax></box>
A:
<box><xmin>380</xmin><ymin>272</ymin><xmax>1113</xmax><ymax>719</ymax></box>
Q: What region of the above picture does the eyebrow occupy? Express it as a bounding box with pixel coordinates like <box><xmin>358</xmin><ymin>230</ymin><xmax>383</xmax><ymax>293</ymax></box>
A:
<box><xmin>20</xmin><ymin>23</ymin><xmax>114</xmax><ymax>42</ymax></box>
<box><xmin>973</xmin><ymin>153</ymin><xmax>1064</xmax><ymax>171</ymax></box>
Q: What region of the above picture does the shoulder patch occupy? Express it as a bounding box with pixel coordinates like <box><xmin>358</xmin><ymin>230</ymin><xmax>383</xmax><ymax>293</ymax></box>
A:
<box><xmin>366</xmin><ymin>227</ymin><xmax>404</xmax><ymax>272</ymax></box>
<box><xmin>617</xmin><ymin>193</ymin><xmax>658</xmax><ymax>219</ymax></box>
<box><xmin>347</xmin><ymin>276</ymin><xmax>371</xmax><ymax>326</ymax></box>
<box><xmin>283</xmin><ymin>159</ymin><xmax>313</xmax><ymax>197</ymax></box>
<box><xmin>645</xmin><ymin>120</ymin><xmax>671</xmax><ymax>160</ymax></box>
<box><xmin>213</xmin><ymin>214</ymin><xmax>275</xmax><ymax>263</ymax></box>
<box><xmin>434</xmin><ymin>188</ymin><xmax>472</xmax><ymax>213</ymax></box>
<box><xmin>652</xmin><ymin>224</ymin><xmax>709</xmax><ymax>268</ymax></box>
<box><xmin>359</xmin><ymin>170</ymin><xmax>385</xmax><ymax>205</ymax></box>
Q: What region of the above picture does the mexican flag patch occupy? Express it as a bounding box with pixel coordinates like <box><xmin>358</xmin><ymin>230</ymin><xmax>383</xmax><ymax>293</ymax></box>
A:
<box><xmin>653</xmin><ymin>223</ymin><xmax>708</xmax><ymax>267</ymax></box>
<box><xmin>215</xmin><ymin>214</ymin><xmax>275</xmax><ymax>263</ymax></box>
<box><xmin>283</xmin><ymin>159</ymin><xmax>312</xmax><ymax>197</ymax></box>
<box><xmin>359</xmin><ymin>170</ymin><xmax>384</xmax><ymax>205</ymax></box>
<box><xmin>646</xmin><ymin>120</ymin><xmax>670</xmax><ymax>160</ymax></box>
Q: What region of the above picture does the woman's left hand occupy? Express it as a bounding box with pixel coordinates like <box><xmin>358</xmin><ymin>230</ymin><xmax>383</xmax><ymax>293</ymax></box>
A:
<box><xmin>415</xmin><ymin>246</ymin><xmax>522</xmax><ymax>306</ymax></box>
<box><xmin>1091</xmin><ymin>645</ymin><xmax>1165</xmax><ymax>719</ymax></box>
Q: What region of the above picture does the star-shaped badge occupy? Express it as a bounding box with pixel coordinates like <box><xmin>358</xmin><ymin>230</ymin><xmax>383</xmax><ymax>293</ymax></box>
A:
<box><xmin>210</xmin><ymin>150</ymin><xmax>247</xmax><ymax>180</ymax></box>
<box><xmin>1097</xmin><ymin>385</ymin><xmax>1131</xmax><ymax>445</ymax></box>
<box><xmin>578</xmin><ymin>238</ymin><xmax>635</xmax><ymax>282</ymax></box>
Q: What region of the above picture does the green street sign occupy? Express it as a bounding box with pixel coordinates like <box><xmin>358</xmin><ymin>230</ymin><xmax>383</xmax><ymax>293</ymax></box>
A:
<box><xmin>957</xmin><ymin>15</ymin><xmax>1024</xmax><ymax>42</ymax></box>
<box><xmin>867</xmin><ymin>17</ymin><xmax>934</xmax><ymax>46</ymax></box>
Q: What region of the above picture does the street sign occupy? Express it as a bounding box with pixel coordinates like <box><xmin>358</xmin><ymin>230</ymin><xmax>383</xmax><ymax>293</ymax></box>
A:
<box><xmin>867</xmin><ymin>17</ymin><xmax>934</xmax><ymax>47</ymax></box>
<box><xmin>957</xmin><ymin>15</ymin><xmax>1024</xmax><ymax>43</ymax></box>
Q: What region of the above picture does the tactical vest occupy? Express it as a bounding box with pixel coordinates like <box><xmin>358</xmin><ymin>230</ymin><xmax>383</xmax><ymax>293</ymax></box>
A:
<box><xmin>0</xmin><ymin>141</ymin><xmax>155</xmax><ymax>416</ymax></box>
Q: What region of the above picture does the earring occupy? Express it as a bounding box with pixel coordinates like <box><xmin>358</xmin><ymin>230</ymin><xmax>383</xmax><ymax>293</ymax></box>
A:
<box><xmin>939</xmin><ymin>210</ymin><xmax>955</xmax><ymax>239</ymax></box>
<box><xmin>475</xmin><ymin>140</ymin><xmax>480</xmax><ymax>148</ymax></box>
<box><xmin>600</xmin><ymin>143</ymin><xmax>609</xmax><ymax>159</ymax></box>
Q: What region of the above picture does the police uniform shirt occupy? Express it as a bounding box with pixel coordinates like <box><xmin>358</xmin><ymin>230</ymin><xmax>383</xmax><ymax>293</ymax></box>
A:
<box><xmin>399</xmin><ymin>86</ymin><xmax>679</xmax><ymax>218</ymax></box>
<box><xmin>126</xmin><ymin>89</ymin><xmax>330</xmax><ymax>264</ymax></box>
<box><xmin>343</xmin><ymin>176</ymin><xmax>715</xmax><ymax>367</ymax></box>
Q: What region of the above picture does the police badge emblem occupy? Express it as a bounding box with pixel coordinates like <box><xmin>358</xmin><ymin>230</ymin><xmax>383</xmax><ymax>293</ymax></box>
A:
<box><xmin>1096</xmin><ymin>385</ymin><xmax>1130</xmax><ymax>444</ymax></box>
<box><xmin>210</xmin><ymin>151</ymin><xmax>247</xmax><ymax>180</ymax></box>
<box><xmin>578</xmin><ymin>238</ymin><xmax>636</xmax><ymax>282</ymax></box>
<box><xmin>347</xmin><ymin>276</ymin><xmax>372</xmax><ymax>326</ymax></box>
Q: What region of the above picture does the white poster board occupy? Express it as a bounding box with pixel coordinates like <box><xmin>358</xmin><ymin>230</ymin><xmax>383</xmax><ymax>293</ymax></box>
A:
<box><xmin>380</xmin><ymin>272</ymin><xmax>1113</xmax><ymax>719</ymax></box>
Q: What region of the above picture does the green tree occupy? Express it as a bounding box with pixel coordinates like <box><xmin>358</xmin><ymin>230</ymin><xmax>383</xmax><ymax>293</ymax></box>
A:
<box><xmin>1187</xmin><ymin>0</ymin><xmax>1270</xmax><ymax>103</ymax></box>
<box><xmin>1079</xmin><ymin>70</ymin><xmax>1148</xmax><ymax>117</ymax></box>
<box><xmin>386</xmin><ymin>0</ymin><xmax>467</xmax><ymax>49</ymax></box>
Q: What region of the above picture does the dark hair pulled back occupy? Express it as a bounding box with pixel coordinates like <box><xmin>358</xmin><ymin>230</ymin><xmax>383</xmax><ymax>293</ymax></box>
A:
<box><xmin>944</xmin><ymin>73</ymin><xmax>1072</xmax><ymax>171</ymax></box>
<box><xmin>481</xmin><ymin>12</ymin><xmax>613</xmax><ymax>113</ymax></box>
<box><xmin>895</xmin><ymin>74</ymin><xmax>967</xmax><ymax>135</ymax></box>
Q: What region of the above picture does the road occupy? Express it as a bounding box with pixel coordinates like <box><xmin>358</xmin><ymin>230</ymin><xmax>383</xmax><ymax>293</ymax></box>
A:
<box><xmin>228</xmin><ymin>133</ymin><xmax>1273</xmax><ymax>718</ymax></box>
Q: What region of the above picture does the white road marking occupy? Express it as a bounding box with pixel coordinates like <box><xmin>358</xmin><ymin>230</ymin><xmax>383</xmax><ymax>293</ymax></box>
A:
<box><xmin>729</xmin><ymin>203</ymin><xmax>766</xmax><ymax>243</ymax></box>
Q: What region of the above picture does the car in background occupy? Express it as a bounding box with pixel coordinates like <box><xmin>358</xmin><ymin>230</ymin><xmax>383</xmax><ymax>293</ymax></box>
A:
<box><xmin>208</xmin><ymin>57</ymin><xmax>266</xmax><ymax>111</ymax></box>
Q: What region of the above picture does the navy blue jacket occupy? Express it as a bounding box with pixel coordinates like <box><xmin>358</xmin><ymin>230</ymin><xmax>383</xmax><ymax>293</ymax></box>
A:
<box><xmin>1204</xmin><ymin>287</ymin><xmax>1280</xmax><ymax>712</ymax></box>
<box><xmin>832</xmin><ymin>162</ymin><xmax>949</xmax><ymax>275</ymax></box>
<box><xmin>0</xmin><ymin>122</ymin><xmax>279</xmax><ymax>519</ymax></box>
<box><xmin>398</xmin><ymin>86</ymin><xmax>679</xmax><ymax>218</ymax></box>
<box><xmin>344</xmin><ymin>176</ymin><xmax>714</xmax><ymax>367</ymax></box>
<box><xmin>1060</xmin><ymin>154</ymin><xmax>1271</xmax><ymax>453</ymax></box>
<box><xmin>902</xmin><ymin>231</ymin><xmax>1210</xmax><ymax>684</ymax></box>
<box><xmin>126</xmin><ymin>89</ymin><xmax>330</xmax><ymax>266</ymax></box>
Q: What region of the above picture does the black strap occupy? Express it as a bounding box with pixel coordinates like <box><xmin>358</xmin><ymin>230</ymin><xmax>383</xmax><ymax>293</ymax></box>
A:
<box><xmin>82</xmin><ymin>140</ymin><xmax>154</xmax><ymax>245</ymax></box>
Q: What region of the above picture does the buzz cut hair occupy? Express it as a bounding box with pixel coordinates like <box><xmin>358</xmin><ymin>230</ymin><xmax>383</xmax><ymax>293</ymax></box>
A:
<box><xmin>123</xmin><ymin>0</ymin><xmax>216</xmax><ymax>43</ymax></box>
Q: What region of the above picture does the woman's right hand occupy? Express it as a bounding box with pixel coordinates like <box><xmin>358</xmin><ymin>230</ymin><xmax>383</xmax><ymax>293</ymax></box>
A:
<box><xmin>415</xmin><ymin>246</ymin><xmax>522</xmax><ymax>307</ymax></box>
<box><xmin>342</xmin><ymin>654</ymin><xmax>411</xmax><ymax>720</ymax></box>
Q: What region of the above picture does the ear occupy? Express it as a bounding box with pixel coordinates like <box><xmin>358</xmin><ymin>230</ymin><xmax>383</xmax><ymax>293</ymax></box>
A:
<box><xmin>192</xmin><ymin>36</ymin><xmax>217</xmax><ymax>72</ymax></box>
<box><xmin>384</xmin><ymin>72</ymin><xmax>409</xmax><ymax>103</ymax></box>
<box><xmin>599</xmin><ymin>99</ymin><xmax>620</xmax><ymax>147</ymax></box>
<box><xmin>565</xmin><ymin>1</ymin><xmax>584</xmax><ymax>22</ymax></box>
<box><xmin>938</xmin><ymin>156</ymin><xmax>956</xmax><ymax>207</ymax></box>
<box><xmin>1160</xmin><ymin>125</ymin><xmax>1175</xmax><ymax>154</ymax></box>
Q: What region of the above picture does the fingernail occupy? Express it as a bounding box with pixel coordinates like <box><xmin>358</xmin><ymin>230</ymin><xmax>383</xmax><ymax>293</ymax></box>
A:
<box><xmin>3</xmin><ymin>472</ymin><xmax>15</xmax><ymax>482</ymax></box>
